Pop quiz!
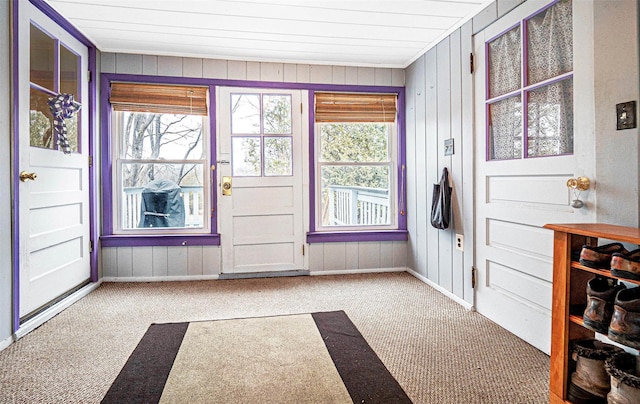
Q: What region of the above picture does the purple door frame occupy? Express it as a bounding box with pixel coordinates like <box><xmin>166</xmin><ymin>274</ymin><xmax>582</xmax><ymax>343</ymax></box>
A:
<box><xmin>11</xmin><ymin>0</ymin><xmax>98</xmax><ymax>331</ymax></box>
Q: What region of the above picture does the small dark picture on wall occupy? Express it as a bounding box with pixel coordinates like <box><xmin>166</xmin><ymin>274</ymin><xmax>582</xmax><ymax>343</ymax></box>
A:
<box><xmin>616</xmin><ymin>101</ymin><xmax>636</xmax><ymax>130</ymax></box>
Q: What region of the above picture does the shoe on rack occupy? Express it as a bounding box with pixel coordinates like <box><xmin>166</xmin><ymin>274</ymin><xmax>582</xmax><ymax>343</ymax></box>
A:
<box><xmin>608</xmin><ymin>287</ymin><xmax>640</xmax><ymax>349</ymax></box>
<box><xmin>611</xmin><ymin>249</ymin><xmax>640</xmax><ymax>281</ymax></box>
<box><xmin>568</xmin><ymin>339</ymin><xmax>623</xmax><ymax>403</ymax></box>
<box><xmin>580</xmin><ymin>243</ymin><xmax>628</xmax><ymax>269</ymax></box>
<box><xmin>583</xmin><ymin>277</ymin><xmax>626</xmax><ymax>334</ymax></box>
<box><xmin>605</xmin><ymin>352</ymin><xmax>640</xmax><ymax>404</ymax></box>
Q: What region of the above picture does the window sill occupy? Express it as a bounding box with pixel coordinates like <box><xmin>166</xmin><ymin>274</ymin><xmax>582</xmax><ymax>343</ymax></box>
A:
<box><xmin>100</xmin><ymin>234</ymin><xmax>220</xmax><ymax>247</ymax></box>
<box><xmin>306</xmin><ymin>230</ymin><xmax>408</xmax><ymax>243</ymax></box>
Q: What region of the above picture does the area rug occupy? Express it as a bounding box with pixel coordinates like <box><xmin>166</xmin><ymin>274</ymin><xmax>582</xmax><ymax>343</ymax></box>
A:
<box><xmin>101</xmin><ymin>310</ymin><xmax>411</xmax><ymax>403</ymax></box>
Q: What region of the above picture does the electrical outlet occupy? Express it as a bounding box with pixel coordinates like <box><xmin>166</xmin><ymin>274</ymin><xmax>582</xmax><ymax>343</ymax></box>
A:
<box><xmin>456</xmin><ymin>234</ymin><xmax>464</xmax><ymax>252</ymax></box>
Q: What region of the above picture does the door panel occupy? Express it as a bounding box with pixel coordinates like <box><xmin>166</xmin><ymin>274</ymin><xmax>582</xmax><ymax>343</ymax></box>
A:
<box><xmin>18</xmin><ymin>3</ymin><xmax>91</xmax><ymax>318</ymax></box>
<box><xmin>473</xmin><ymin>0</ymin><xmax>593</xmax><ymax>354</ymax></box>
<box><xmin>218</xmin><ymin>87</ymin><xmax>305</xmax><ymax>274</ymax></box>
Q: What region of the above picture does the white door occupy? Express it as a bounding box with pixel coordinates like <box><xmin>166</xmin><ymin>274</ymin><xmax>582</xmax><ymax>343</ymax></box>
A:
<box><xmin>217</xmin><ymin>87</ymin><xmax>306</xmax><ymax>274</ymax></box>
<box><xmin>18</xmin><ymin>3</ymin><xmax>91</xmax><ymax>318</ymax></box>
<box><xmin>473</xmin><ymin>0</ymin><xmax>594</xmax><ymax>353</ymax></box>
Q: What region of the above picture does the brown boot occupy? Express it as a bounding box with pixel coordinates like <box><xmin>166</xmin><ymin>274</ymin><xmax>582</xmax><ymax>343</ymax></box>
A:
<box><xmin>605</xmin><ymin>352</ymin><xmax>640</xmax><ymax>404</ymax></box>
<box><xmin>580</xmin><ymin>243</ymin><xmax>628</xmax><ymax>268</ymax></box>
<box><xmin>583</xmin><ymin>277</ymin><xmax>626</xmax><ymax>334</ymax></box>
<box><xmin>608</xmin><ymin>287</ymin><xmax>640</xmax><ymax>349</ymax></box>
<box><xmin>568</xmin><ymin>339</ymin><xmax>622</xmax><ymax>403</ymax></box>
<box><xmin>611</xmin><ymin>249</ymin><xmax>640</xmax><ymax>281</ymax></box>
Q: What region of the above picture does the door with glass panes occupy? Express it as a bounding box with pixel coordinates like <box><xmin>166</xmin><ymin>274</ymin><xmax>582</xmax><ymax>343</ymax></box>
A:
<box><xmin>217</xmin><ymin>87</ymin><xmax>306</xmax><ymax>274</ymax></box>
<box><xmin>18</xmin><ymin>2</ymin><xmax>91</xmax><ymax>319</ymax></box>
<box><xmin>473</xmin><ymin>0</ymin><xmax>594</xmax><ymax>354</ymax></box>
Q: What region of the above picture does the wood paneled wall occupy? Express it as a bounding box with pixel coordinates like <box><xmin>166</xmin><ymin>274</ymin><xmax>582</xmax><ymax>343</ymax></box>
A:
<box><xmin>101</xmin><ymin>242</ymin><xmax>408</xmax><ymax>280</ymax></box>
<box><xmin>404</xmin><ymin>0</ymin><xmax>524</xmax><ymax>306</ymax></box>
<box><xmin>99</xmin><ymin>53</ymin><xmax>407</xmax><ymax>279</ymax></box>
<box><xmin>100</xmin><ymin>53</ymin><xmax>404</xmax><ymax>86</ymax></box>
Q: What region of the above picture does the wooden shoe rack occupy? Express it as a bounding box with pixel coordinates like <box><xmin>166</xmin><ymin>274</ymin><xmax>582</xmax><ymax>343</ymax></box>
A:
<box><xmin>545</xmin><ymin>223</ymin><xmax>640</xmax><ymax>403</ymax></box>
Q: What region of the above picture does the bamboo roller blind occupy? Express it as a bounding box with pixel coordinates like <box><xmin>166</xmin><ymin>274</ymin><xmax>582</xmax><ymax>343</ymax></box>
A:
<box><xmin>110</xmin><ymin>83</ymin><xmax>208</xmax><ymax>115</ymax></box>
<box><xmin>314</xmin><ymin>92</ymin><xmax>397</xmax><ymax>123</ymax></box>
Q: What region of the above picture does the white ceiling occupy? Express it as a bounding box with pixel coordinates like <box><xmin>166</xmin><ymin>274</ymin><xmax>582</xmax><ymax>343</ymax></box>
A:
<box><xmin>45</xmin><ymin>0</ymin><xmax>491</xmax><ymax>68</ymax></box>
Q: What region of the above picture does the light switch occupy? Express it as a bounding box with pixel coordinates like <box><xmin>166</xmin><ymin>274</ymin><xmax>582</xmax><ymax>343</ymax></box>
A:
<box><xmin>616</xmin><ymin>101</ymin><xmax>637</xmax><ymax>130</ymax></box>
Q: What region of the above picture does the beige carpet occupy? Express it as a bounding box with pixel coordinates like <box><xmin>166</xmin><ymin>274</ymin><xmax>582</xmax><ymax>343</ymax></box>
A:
<box><xmin>0</xmin><ymin>272</ymin><xmax>550</xmax><ymax>403</ymax></box>
<box><xmin>161</xmin><ymin>315</ymin><xmax>350</xmax><ymax>403</ymax></box>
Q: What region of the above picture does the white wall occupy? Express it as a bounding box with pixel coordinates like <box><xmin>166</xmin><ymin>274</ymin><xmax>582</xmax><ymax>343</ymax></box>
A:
<box><xmin>0</xmin><ymin>0</ymin><xmax>14</xmax><ymax>347</ymax></box>
<box><xmin>405</xmin><ymin>0</ymin><xmax>640</xmax><ymax>306</ymax></box>
<box><xmin>99</xmin><ymin>53</ymin><xmax>404</xmax><ymax>86</ymax></box>
<box><xmin>100</xmin><ymin>53</ymin><xmax>407</xmax><ymax>278</ymax></box>
<box><xmin>404</xmin><ymin>0</ymin><xmax>526</xmax><ymax>305</ymax></box>
<box><xmin>592</xmin><ymin>0</ymin><xmax>640</xmax><ymax>227</ymax></box>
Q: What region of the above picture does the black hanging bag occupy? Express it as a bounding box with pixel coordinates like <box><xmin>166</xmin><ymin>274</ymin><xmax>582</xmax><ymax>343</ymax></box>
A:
<box><xmin>430</xmin><ymin>168</ymin><xmax>452</xmax><ymax>230</ymax></box>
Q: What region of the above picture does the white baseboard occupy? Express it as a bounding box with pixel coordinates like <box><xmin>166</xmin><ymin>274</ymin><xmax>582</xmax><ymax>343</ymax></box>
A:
<box><xmin>102</xmin><ymin>275</ymin><xmax>219</xmax><ymax>282</ymax></box>
<box><xmin>0</xmin><ymin>335</ymin><xmax>13</xmax><ymax>352</ymax></box>
<box><xmin>407</xmin><ymin>268</ymin><xmax>475</xmax><ymax>311</ymax></box>
<box><xmin>310</xmin><ymin>267</ymin><xmax>406</xmax><ymax>276</ymax></box>
<box><xmin>15</xmin><ymin>280</ymin><xmax>103</xmax><ymax>340</ymax></box>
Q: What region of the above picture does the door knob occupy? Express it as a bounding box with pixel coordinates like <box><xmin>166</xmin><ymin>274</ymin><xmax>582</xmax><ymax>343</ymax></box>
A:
<box><xmin>19</xmin><ymin>171</ymin><xmax>37</xmax><ymax>182</ymax></box>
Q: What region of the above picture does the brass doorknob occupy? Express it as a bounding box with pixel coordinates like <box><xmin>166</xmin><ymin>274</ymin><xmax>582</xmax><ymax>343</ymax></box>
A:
<box><xmin>19</xmin><ymin>171</ymin><xmax>37</xmax><ymax>182</ymax></box>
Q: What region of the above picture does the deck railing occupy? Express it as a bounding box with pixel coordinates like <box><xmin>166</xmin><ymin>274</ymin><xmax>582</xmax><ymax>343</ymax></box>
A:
<box><xmin>124</xmin><ymin>184</ymin><xmax>387</xmax><ymax>229</ymax></box>
<box><xmin>326</xmin><ymin>185</ymin><xmax>390</xmax><ymax>226</ymax></box>
<box><xmin>122</xmin><ymin>186</ymin><xmax>204</xmax><ymax>228</ymax></box>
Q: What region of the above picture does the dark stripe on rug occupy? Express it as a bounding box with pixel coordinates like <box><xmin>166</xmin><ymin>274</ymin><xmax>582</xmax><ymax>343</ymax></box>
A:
<box><xmin>101</xmin><ymin>322</ymin><xmax>188</xmax><ymax>404</ymax></box>
<box><xmin>312</xmin><ymin>311</ymin><xmax>412</xmax><ymax>404</ymax></box>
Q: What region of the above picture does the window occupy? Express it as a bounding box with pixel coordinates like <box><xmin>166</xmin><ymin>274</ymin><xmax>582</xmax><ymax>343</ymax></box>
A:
<box><xmin>230</xmin><ymin>93</ymin><xmax>293</xmax><ymax>177</ymax></box>
<box><xmin>29</xmin><ymin>23</ymin><xmax>81</xmax><ymax>152</ymax></box>
<box><xmin>486</xmin><ymin>0</ymin><xmax>573</xmax><ymax>160</ymax></box>
<box><xmin>314</xmin><ymin>92</ymin><xmax>398</xmax><ymax>231</ymax></box>
<box><xmin>109</xmin><ymin>83</ymin><xmax>210</xmax><ymax>233</ymax></box>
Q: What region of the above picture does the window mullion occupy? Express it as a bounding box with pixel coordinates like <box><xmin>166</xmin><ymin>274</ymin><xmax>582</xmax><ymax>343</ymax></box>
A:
<box><xmin>120</xmin><ymin>159</ymin><xmax>206</xmax><ymax>165</ymax></box>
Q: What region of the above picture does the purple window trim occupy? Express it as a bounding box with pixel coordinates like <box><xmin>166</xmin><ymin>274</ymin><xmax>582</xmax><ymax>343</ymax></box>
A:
<box><xmin>307</xmin><ymin>230</ymin><xmax>408</xmax><ymax>244</ymax></box>
<box><xmin>12</xmin><ymin>0</ymin><xmax>99</xmax><ymax>331</ymax></box>
<box><xmin>307</xmin><ymin>89</ymin><xmax>407</xmax><ymax>243</ymax></box>
<box><xmin>102</xmin><ymin>74</ymin><xmax>406</xmax><ymax>246</ymax></box>
<box><xmin>484</xmin><ymin>0</ymin><xmax>571</xmax><ymax>163</ymax></box>
<box><xmin>208</xmin><ymin>84</ymin><xmax>217</xmax><ymax>234</ymax></box>
<box><xmin>100</xmin><ymin>234</ymin><xmax>220</xmax><ymax>248</ymax></box>
<box><xmin>101</xmin><ymin>76</ymin><xmax>218</xmax><ymax>241</ymax></box>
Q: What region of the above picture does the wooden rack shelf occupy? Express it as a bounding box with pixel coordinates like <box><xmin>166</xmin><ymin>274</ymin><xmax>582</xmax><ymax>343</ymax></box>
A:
<box><xmin>544</xmin><ymin>223</ymin><xmax>640</xmax><ymax>404</ymax></box>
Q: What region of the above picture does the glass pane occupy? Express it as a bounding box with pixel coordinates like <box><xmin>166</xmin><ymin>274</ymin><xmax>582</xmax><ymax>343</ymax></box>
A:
<box><xmin>232</xmin><ymin>137</ymin><xmax>261</xmax><ymax>176</ymax></box>
<box><xmin>320</xmin><ymin>123</ymin><xmax>389</xmax><ymax>163</ymax></box>
<box><xmin>264</xmin><ymin>137</ymin><xmax>292</xmax><ymax>176</ymax></box>
<box><xmin>60</xmin><ymin>45</ymin><xmax>79</xmax><ymax>99</ymax></box>
<box><xmin>231</xmin><ymin>94</ymin><xmax>260</xmax><ymax>134</ymax></box>
<box><xmin>527</xmin><ymin>78</ymin><xmax>573</xmax><ymax>157</ymax></box>
<box><xmin>263</xmin><ymin>95</ymin><xmax>292</xmax><ymax>134</ymax></box>
<box><xmin>29</xmin><ymin>88</ymin><xmax>54</xmax><ymax>149</ymax></box>
<box><xmin>527</xmin><ymin>0</ymin><xmax>573</xmax><ymax>85</ymax></box>
<box><xmin>120</xmin><ymin>112</ymin><xmax>204</xmax><ymax>160</ymax></box>
<box><xmin>121</xmin><ymin>163</ymin><xmax>204</xmax><ymax>229</ymax></box>
<box><xmin>488</xmin><ymin>25</ymin><xmax>521</xmax><ymax>99</ymax></box>
<box><xmin>30</xmin><ymin>24</ymin><xmax>55</xmax><ymax>90</ymax></box>
<box><xmin>65</xmin><ymin>113</ymin><xmax>79</xmax><ymax>153</ymax></box>
<box><xmin>320</xmin><ymin>165</ymin><xmax>390</xmax><ymax>226</ymax></box>
<box><xmin>488</xmin><ymin>95</ymin><xmax>522</xmax><ymax>160</ymax></box>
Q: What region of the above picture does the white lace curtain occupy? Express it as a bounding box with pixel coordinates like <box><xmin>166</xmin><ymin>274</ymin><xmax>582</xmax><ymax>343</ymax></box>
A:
<box><xmin>488</xmin><ymin>0</ymin><xmax>573</xmax><ymax>160</ymax></box>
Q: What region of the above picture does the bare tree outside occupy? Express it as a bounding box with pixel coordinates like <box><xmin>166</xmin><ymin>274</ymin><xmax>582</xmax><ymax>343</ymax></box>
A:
<box><xmin>121</xmin><ymin>111</ymin><xmax>204</xmax><ymax>188</ymax></box>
